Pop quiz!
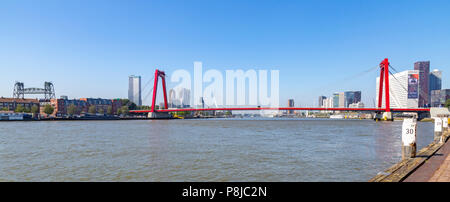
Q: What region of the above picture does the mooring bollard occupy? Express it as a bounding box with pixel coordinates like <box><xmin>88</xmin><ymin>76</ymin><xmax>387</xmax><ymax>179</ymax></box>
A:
<box><xmin>442</xmin><ymin>116</ymin><xmax>449</xmax><ymax>142</ymax></box>
<box><xmin>402</xmin><ymin>118</ymin><xmax>417</xmax><ymax>159</ymax></box>
<box><xmin>442</xmin><ymin>116</ymin><xmax>448</xmax><ymax>132</ymax></box>
<box><xmin>434</xmin><ymin>117</ymin><xmax>443</xmax><ymax>143</ymax></box>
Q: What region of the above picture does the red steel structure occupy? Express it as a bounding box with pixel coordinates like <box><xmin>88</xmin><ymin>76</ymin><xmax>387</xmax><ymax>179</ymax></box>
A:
<box><xmin>378</xmin><ymin>58</ymin><xmax>390</xmax><ymax>112</ymax></box>
<box><xmin>150</xmin><ymin>69</ymin><xmax>168</xmax><ymax>112</ymax></box>
<box><xmin>132</xmin><ymin>58</ymin><xmax>430</xmax><ymax>114</ymax></box>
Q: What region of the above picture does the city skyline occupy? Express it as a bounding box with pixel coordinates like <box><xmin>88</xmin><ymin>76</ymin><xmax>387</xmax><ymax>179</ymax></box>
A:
<box><xmin>1</xmin><ymin>0</ymin><xmax>449</xmax><ymax>107</ymax></box>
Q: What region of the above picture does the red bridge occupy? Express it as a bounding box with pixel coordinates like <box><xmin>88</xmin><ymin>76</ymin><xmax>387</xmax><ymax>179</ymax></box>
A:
<box><xmin>130</xmin><ymin>58</ymin><xmax>430</xmax><ymax>116</ymax></box>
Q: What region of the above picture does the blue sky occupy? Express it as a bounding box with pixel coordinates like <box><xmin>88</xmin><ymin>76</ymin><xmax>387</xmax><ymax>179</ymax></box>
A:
<box><xmin>1</xmin><ymin>0</ymin><xmax>449</xmax><ymax>107</ymax></box>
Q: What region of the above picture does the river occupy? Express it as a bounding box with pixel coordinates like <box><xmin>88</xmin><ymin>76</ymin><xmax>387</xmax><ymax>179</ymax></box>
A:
<box><xmin>0</xmin><ymin>118</ymin><xmax>434</xmax><ymax>181</ymax></box>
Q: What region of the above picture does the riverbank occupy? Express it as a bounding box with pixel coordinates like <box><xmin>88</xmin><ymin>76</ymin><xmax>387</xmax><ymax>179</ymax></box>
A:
<box><xmin>0</xmin><ymin>116</ymin><xmax>230</xmax><ymax>121</ymax></box>
<box><xmin>0</xmin><ymin>116</ymin><xmax>169</xmax><ymax>121</ymax></box>
<box><xmin>0</xmin><ymin>116</ymin><xmax>439</xmax><ymax>122</ymax></box>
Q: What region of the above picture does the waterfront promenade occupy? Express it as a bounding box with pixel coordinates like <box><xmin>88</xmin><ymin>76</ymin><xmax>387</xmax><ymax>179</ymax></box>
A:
<box><xmin>404</xmin><ymin>134</ymin><xmax>450</xmax><ymax>182</ymax></box>
<box><xmin>429</xmin><ymin>149</ymin><xmax>450</xmax><ymax>182</ymax></box>
<box><xmin>370</xmin><ymin>126</ymin><xmax>450</xmax><ymax>182</ymax></box>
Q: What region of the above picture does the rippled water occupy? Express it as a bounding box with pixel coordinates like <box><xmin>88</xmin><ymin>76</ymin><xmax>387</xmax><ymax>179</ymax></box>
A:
<box><xmin>0</xmin><ymin>118</ymin><xmax>434</xmax><ymax>181</ymax></box>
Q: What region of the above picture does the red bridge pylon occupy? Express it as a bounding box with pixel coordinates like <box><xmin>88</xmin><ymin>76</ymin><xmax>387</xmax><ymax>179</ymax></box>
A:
<box><xmin>150</xmin><ymin>69</ymin><xmax>168</xmax><ymax>112</ymax></box>
<box><xmin>378</xmin><ymin>58</ymin><xmax>391</xmax><ymax>112</ymax></box>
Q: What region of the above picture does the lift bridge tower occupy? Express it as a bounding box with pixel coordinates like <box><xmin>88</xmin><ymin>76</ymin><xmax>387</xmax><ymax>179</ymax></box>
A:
<box><xmin>13</xmin><ymin>81</ymin><xmax>56</xmax><ymax>100</ymax></box>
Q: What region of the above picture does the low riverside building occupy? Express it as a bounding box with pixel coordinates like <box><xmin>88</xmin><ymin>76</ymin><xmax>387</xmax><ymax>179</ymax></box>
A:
<box><xmin>79</xmin><ymin>98</ymin><xmax>121</xmax><ymax>114</ymax></box>
<box><xmin>40</xmin><ymin>97</ymin><xmax>122</xmax><ymax>117</ymax></box>
<box><xmin>40</xmin><ymin>98</ymin><xmax>87</xmax><ymax>117</ymax></box>
<box><xmin>0</xmin><ymin>97</ymin><xmax>123</xmax><ymax>118</ymax></box>
<box><xmin>64</xmin><ymin>99</ymin><xmax>88</xmax><ymax>114</ymax></box>
<box><xmin>0</xmin><ymin>97</ymin><xmax>39</xmax><ymax>112</ymax></box>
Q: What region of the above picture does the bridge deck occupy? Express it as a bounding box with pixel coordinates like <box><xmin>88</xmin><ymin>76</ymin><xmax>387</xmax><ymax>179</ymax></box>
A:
<box><xmin>130</xmin><ymin>107</ymin><xmax>430</xmax><ymax>113</ymax></box>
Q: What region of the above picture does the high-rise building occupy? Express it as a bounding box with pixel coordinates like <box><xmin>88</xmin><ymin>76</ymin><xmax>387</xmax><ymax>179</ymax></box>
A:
<box><xmin>168</xmin><ymin>89</ymin><xmax>177</xmax><ymax>108</ymax></box>
<box><xmin>179</xmin><ymin>88</ymin><xmax>191</xmax><ymax>108</ymax></box>
<box><xmin>344</xmin><ymin>91</ymin><xmax>361</xmax><ymax>107</ymax></box>
<box><xmin>169</xmin><ymin>87</ymin><xmax>191</xmax><ymax>108</ymax></box>
<box><xmin>414</xmin><ymin>61</ymin><xmax>430</xmax><ymax>107</ymax></box>
<box><xmin>318</xmin><ymin>96</ymin><xmax>326</xmax><ymax>107</ymax></box>
<box><xmin>128</xmin><ymin>75</ymin><xmax>142</xmax><ymax>106</ymax></box>
<box><xmin>322</xmin><ymin>97</ymin><xmax>333</xmax><ymax>108</ymax></box>
<box><xmin>198</xmin><ymin>97</ymin><xmax>205</xmax><ymax>108</ymax></box>
<box><xmin>338</xmin><ymin>92</ymin><xmax>345</xmax><ymax>108</ymax></box>
<box><xmin>440</xmin><ymin>89</ymin><xmax>450</xmax><ymax>106</ymax></box>
<box><xmin>431</xmin><ymin>90</ymin><xmax>441</xmax><ymax>107</ymax></box>
<box><xmin>288</xmin><ymin>99</ymin><xmax>294</xmax><ymax>114</ymax></box>
<box><xmin>376</xmin><ymin>70</ymin><xmax>420</xmax><ymax>108</ymax></box>
<box><xmin>431</xmin><ymin>89</ymin><xmax>450</xmax><ymax>107</ymax></box>
<box><xmin>332</xmin><ymin>93</ymin><xmax>339</xmax><ymax>108</ymax></box>
<box><xmin>429</xmin><ymin>69</ymin><xmax>442</xmax><ymax>95</ymax></box>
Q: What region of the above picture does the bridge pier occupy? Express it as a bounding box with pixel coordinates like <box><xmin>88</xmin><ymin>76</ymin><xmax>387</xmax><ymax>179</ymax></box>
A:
<box><xmin>375</xmin><ymin>112</ymin><xmax>393</xmax><ymax>121</ymax></box>
<box><xmin>417</xmin><ymin>112</ymin><xmax>430</xmax><ymax>120</ymax></box>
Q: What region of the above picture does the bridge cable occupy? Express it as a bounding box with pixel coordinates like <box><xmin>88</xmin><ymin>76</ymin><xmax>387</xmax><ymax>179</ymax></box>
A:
<box><xmin>312</xmin><ymin>65</ymin><xmax>379</xmax><ymax>95</ymax></box>
<box><xmin>142</xmin><ymin>76</ymin><xmax>155</xmax><ymax>106</ymax></box>
<box><xmin>389</xmin><ymin>64</ymin><xmax>400</xmax><ymax>74</ymax></box>
<box><xmin>388</xmin><ymin>70</ymin><xmax>420</xmax><ymax>106</ymax></box>
<box><xmin>141</xmin><ymin>76</ymin><xmax>154</xmax><ymax>97</ymax></box>
<box><xmin>388</xmin><ymin>63</ymin><xmax>425</xmax><ymax>103</ymax></box>
<box><xmin>388</xmin><ymin>65</ymin><xmax>428</xmax><ymax>106</ymax></box>
<box><xmin>387</xmin><ymin>70</ymin><xmax>407</xmax><ymax>107</ymax></box>
<box><xmin>388</xmin><ymin>70</ymin><xmax>409</xmax><ymax>93</ymax></box>
<box><xmin>142</xmin><ymin>71</ymin><xmax>173</xmax><ymax>107</ymax></box>
<box><xmin>143</xmin><ymin>86</ymin><xmax>154</xmax><ymax>105</ymax></box>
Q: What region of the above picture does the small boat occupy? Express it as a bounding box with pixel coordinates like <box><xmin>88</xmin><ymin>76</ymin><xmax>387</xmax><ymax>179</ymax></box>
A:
<box><xmin>0</xmin><ymin>113</ymin><xmax>32</xmax><ymax>121</ymax></box>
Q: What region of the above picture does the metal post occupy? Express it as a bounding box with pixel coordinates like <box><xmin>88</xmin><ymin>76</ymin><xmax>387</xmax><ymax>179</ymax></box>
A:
<box><xmin>402</xmin><ymin>118</ymin><xmax>417</xmax><ymax>159</ymax></box>
<box><xmin>442</xmin><ymin>116</ymin><xmax>448</xmax><ymax>131</ymax></box>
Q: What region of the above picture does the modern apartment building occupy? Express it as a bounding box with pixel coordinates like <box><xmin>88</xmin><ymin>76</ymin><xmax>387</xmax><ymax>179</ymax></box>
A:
<box><xmin>429</xmin><ymin>69</ymin><xmax>442</xmax><ymax>95</ymax></box>
<box><xmin>169</xmin><ymin>87</ymin><xmax>191</xmax><ymax>108</ymax></box>
<box><xmin>128</xmin><ymin>75</ymin><xmax>142</xmax><ymax>106</ymax></box>
<box><xmin>318</xmin><ymin>96</ymin><xmax>326</xmax><ymax>107</ymax></box>
<box><xmin>414</xmin><ymin>61</ymin><xmax>430</xmax><ymax>107</ymax></box>
<box><xmin>332</xmin><ymin>93</ymin><xmax>339</xmax><ymax>108</ymax></box>
<box><xmin>376</xmin><ymin>70</ymin><xmax>420</xmax><ymax>108</ymax></box>
<box><xmin>431</xmin><ymin>89</ymin><xmax>450</xmax><ymax>107</ymax></box>
<box><xmin>288</xmin><ymin>99</ymin><xmax>295</xmax><ymax>114</ymax></box>
<box><xmin>338</xmin><ymin>92</ymin><xmax>345</xmax><ymax>108</ymax></box>
<box><xmin>344</xmin><ymin>91</ymin><xmax>361</xmax><ymax>107</ymax></box>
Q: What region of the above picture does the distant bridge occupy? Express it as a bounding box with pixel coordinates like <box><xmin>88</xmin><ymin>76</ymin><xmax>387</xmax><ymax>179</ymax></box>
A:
<box><xmin>130</xmin><ymin>58</ymin><xmax>431</xmax><ymax>117</ymax></box>
<box><xmin>13</xmin><ymin>81</ymin><xmax>56</xmax><ymax>100</ymax></box>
